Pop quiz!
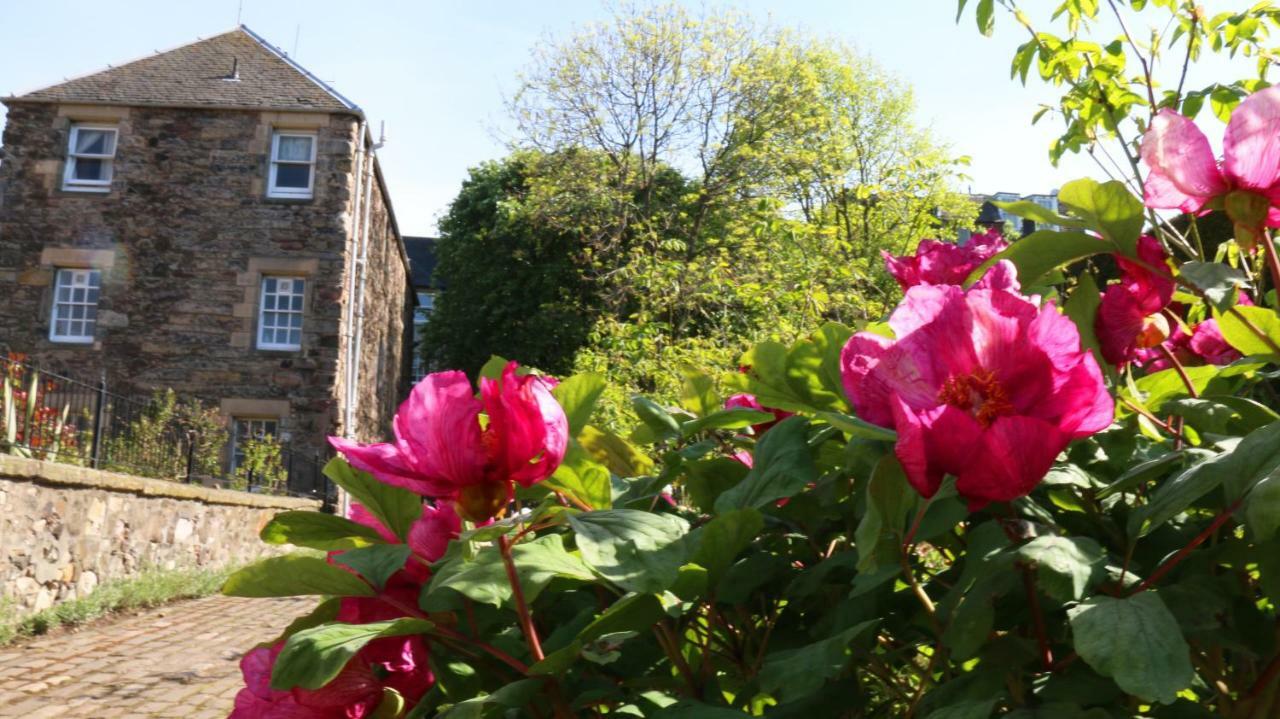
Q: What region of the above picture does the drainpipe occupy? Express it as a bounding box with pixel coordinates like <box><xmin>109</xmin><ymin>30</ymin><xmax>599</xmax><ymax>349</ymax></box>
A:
<box><xmin>347</xmin><ymin>125</ymin><xmax>384</xmax><ymax>447</ymax></box>
<box><xmin>343</xmin><ymin>121</ymin><xmax>367</xmax><ymax>440</ymax></box>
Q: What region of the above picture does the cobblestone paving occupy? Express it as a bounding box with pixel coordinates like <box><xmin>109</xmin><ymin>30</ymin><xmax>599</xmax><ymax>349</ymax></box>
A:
<box><xmin>0</xmin><ymin>595</ymin><xmax>314</xmax><ymax>718</ymax></box>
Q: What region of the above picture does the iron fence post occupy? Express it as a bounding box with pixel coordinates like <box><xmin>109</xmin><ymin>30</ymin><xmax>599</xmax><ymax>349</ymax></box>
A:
<box><xmin>90</xmin><ymin>371</ymin><xmax>107</xmax><ymax>469</ymax></box>
<box><xmin>319</xmin><ymin>452</ymin><xmax>334</xmax><ymax>514</ymax></box>
<box><xmin>185</xmin><ymin>430</ymin><xmax>197</xmax><ymax>483</ymax></box>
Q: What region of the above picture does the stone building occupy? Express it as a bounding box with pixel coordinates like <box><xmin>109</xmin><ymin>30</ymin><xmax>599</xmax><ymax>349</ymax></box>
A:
<box><xmin>0</xmin><ymin>26</ymin><xmax>413</xmax><ymax>469</ymax></box>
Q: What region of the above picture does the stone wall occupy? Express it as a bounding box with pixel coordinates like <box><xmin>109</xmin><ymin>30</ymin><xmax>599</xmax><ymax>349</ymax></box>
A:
<box><xmin>0</xmin><ymin>455</ymin><xmax>318</xmax><ymax>615</ymax></box>
<box><xmin>0</xmin><ymin>101</ymin><xmax>412</xmax><ymax>455</ymax></box>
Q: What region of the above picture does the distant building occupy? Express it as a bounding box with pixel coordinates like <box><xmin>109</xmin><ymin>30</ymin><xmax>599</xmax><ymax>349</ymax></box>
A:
<box><xmin>0</xmin><ymin>26</ymin><xmax>412</xmax><ymax>466</ymax></box>
<box><xmin>403</xmin><ymin>237</ymin><xmax>441</xmax><ymax>383</ymax></box>
<box><xmin>959</xmin><ymin>189</ymin><xmax>1061</xmax><ymax>244</ymax></box>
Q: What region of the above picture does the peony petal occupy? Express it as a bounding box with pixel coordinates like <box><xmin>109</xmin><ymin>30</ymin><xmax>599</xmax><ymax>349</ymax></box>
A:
<box><xmin>408</xmin><ymin>501</ymin><xmax>462</xmax><ymax>564</ymax></box>
<box><xmin>327</xmin><ymin>437</ymin><xmax>449</xmax><ymax>497</ymax></box>
<box><xmin>971</xmin><ymin>260</ymin><xmax>1020</xmax><ymax>291</ymax></box>
<box><xmin>889</xmin><ymin>397</ymin><xmax>947</xmax><ymax>499</ymax></box>
<box><xmin>1141</xmin><ymin>109</ymin><xmax>1228</xmax><ymax>207</ymax></box>
<box><xmin>1224</xmin><ymin>86</ymin><xmax>1280</xmax><ymax>191</ymax></box>
<box><xmin>956</xmin><ymin>416</ymin><xmax>1069</xmax><ymax>508</ymax></box>
<box><xmin>840</xmin><ymin>332</ymin><xmax>896</xmax><ymax>427</ymax></box>
<box><xmin>1095</xmin><ymin>285</ymin><xmax>1146</xmax><ymax>366</ymax></box>
<box><xmin>395</xmin><ymin>371</ymin><xmax>487</xmax><ymax>494</ymax></box>
<box><xmin>346</xmin><ymin>503</ymin><xmax>398</xmax><ymax>543</ymax></box>
<box><xmin>891</xmin><ymin>398</ymin><xmax>986</xmax><ymax>500</ymax></box>
<box><xmin>483</xmin><ymin>363</ymin><xmax>569</xmax><ymax>487</ymax></box>
<box><xmin>1189</xmin><ymin>319</ymin><xmax>1242</xmax><ymax>365</ymax></box>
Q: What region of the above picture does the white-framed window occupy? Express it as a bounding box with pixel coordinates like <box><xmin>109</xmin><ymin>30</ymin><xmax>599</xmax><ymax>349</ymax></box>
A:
<box><xmin>257</xmin><ymin>276</ymin><xmax>305</xmax><ymax>350</ymax></box>
<box><xmin>62</xmin><ymin>125</ymin><xmax>118</xmax><ymax>192</ymax></box>
<box><xmin>48</xmin><ymin>268</ymin><xmax>102</xmax><ymax>343</ymax></box>
<box><xmin>267</xmin><ymin>132</ymin><xmax>316</xmax><ymax>199</ymax></box>
<box><xmin>412</xmin><ymin>291</ymin><xmax>435</xmax><ymax>381</ymax></box>
<box><xmin>230</xmin><ymin>417</ymin><xmax>279</xmax><ymax>472</ymax></box>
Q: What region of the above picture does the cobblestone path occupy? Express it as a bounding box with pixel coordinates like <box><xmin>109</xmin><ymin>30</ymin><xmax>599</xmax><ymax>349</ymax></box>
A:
<box><xmin>0</xmin><ymin>594</ymin><xmax>314</xmax><ymax>718</ymax></box>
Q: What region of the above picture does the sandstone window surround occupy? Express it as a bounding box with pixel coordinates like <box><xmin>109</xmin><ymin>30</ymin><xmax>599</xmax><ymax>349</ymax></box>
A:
<box><xmin>62</xmin><ymin>124</ymin><xmax>118</xmax><ymax>192</ymax></box>
<box><xmin>232</xmin><ymin>257</ymin><xmax>319</xmax><ymax>353</ymax></box>
<box><xmin>267</xmin><ymin>131</ymin><xmax>316</xmax><ymax>199</ymax></box>
<box><xmin>48</xmin><ymin>268</ymin><xmax>101</xmax><ymax>343</ymax></box>
<box><xmin>218</xmin><ymin>398</ymin><xmax>292</xmax><ymax>473</ymax></box>
<box><xmin>229</xmin><ymin>417</ymin><xmax>280</xmax><ymax>472</ymax></box>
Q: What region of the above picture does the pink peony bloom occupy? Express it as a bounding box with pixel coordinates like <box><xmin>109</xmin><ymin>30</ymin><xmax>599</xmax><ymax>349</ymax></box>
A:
<box><xmin>724</xmin><ymin>393</ymin><xmax>793</xmax><ymax>435</ymax></box>
<box><xmin>840</xmin><ymin>273</ymin><xmax>1114</xmax><ymax>509</ymax></box>
<box><xmin>342</xmin><ymin>501</ymin><xmax>461</xmax><ymax>585</ymax></box>
<box><xmin>230</xmin><ymin>600</ymin><xmax>432</xmax><ymax>719</ymax></box>
<box><xmin>1188</xmin><ymin>318</ymin><xmax>1243</xmax><ymax>365</ymax></box>
<box><xmin>331</xmin><ymin>362</ymin><xmax>568</xmax><ymax>522</ymax></box>
<box><xmin>882</xmin><ymin>230</ymin><xmax>1008</xmax><ymax>290</ymax></box>
<box><xmin>1095</xmin><ymin>235</ymin><xmax>1176</xmax><ymax>367</ymax></box>
<box><xmin>1141</xmin><ymin>86</ymin><xmax>1280</xmax><ymax>249</ymax></box>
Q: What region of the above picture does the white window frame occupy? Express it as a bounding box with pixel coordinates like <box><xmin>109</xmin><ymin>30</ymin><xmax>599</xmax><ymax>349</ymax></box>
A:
<box><xmin>48</xmin><ymin>268</ymin><xmax>102</xmax><ymax>344</ymax></box>
<box><xmin>62</xmin><ymin>125</ymin><xmax>118</xmax><ymax>192</ymax></box>
<box><xmin>267</xmin><ymin>131</ymin><xmax>317</xmax><ymax>199</ymax></box>
<box><xmin>230</xmin><ymin>417</ymin><xmax>280</xmax><ymax>472</ymax></box>
<box><xmin>256</xmin><ymin>275</ymin><xmax>306</xmax><ymax>351</ymax></box>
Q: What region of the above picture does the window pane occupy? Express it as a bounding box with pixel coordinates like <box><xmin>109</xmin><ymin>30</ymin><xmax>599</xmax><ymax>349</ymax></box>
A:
<box><xmin>290</xmin><ymin>295</ymin><xmax>303</xmax><ymax>311</ymax></box>
<box><xmin>72</xmin><ymin>158</ymin><xmax>105</xmax><ymax>181</ymax></box>
<box><xmin>276</xmin><ymin>135</ymin><xmax>313</xmax><ymax>161</ymax></box>
<box><xmin>75</xmin><ymin>129</ymin><xmax>113</xmax><ymax>155</ymax></box>
<box><xmin>263</xmin><ymin>277</ymin><xmax>277</xmax><ymax>293</ymax></box>
<box><xmin>274</xmin><ymin>163</ymin><xmax>311</xmax><ymax>189</ymax></box>
<box><xmin>288</xmin><ymin>330</ymin><xmax>301</xmax><ymax>346</ymax></box>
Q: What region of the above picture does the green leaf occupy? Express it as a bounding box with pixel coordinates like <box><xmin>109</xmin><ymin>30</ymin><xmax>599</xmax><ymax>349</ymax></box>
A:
<box><xmin>968</xmin><ymin>231</ymin><xmax>1112</xmax><ymax>287</ymax></box>
<box><xmin>1064</xmin><ymin>273</ymin><xmax>1108</xmax><ymax>377</ymax></box>
<box><xmin>530</xmin><ymin>593</ymin><xmax>666</xmax><ymax>675</ymax></box>
<box><xmin>369</xmin><ymin>688</ymin><xmax>405</xmax><ymax>719</ymax></box>
<box><xmin>266</xmin><ymin>597</ymin><xmax>342</xmax><ymax>646</ymax></box>
<box><xmin>679</xmin><ymin>367</ymin><xmax>720</xmax><ymax>417</ymax></box>
<box><xmin>422</xmin><ymin>534</ymin><xmax>595</xmax><ymax>608</ymax></box>
<box><xmin>477</xmin><ymin>355</ymin><xmax>510</xmax><ymax>381</ymax></box>
<box><xmin>435</xmin><ymin>679</ymin><xmax>543</xmax><ymax>718</ymax></box>
<box><xmin>1179</xmin><ymin>262</ymin><xmax>1247</xmax><ymax>311</ymax></box>
<box><xmin>924</xmin><ymin>698</ymin><xmax>999</xmax><ymax>719</ymax></box>
<box><xmin>816</xmin><ymin>411</ymin><xmax>897</xmax><ymax>441</ymax></box>
<box><xmin>680</xmin><ymin>407</ymin><xmax>774</xmax><ymax>437</ymax></box>
<box><xmin>1129</xmin><ymin>421</ymin><xmax>1280</xmax><ymax>537</ymax></box>
<box><xmin>553</xmin><ymin>373</ymin><xmax>605</xmax><ymax>438</ymax></box>
<box><xmin>1216</xmin><ymin>305</ymin><xmax>1280</xmax><ymax>358</ymax></box>
<box><xmin>323</xmin><ymin>458</ymin><xmax>423</xmax><ymax>541</ymax></box>
<box><xmin>1057</xmin><ymin>178</ymin><xmax>1144</xmax><ymax>256</ymax></box>
<box><xmin>686</xmin><ymin>508</ymin><xmax>763</xmax><ymax>583</ymax></box>
<box><xmin>569</xmin><ymin>509</ymin><xmax>690</xmax><ymax>593</ymax></box>
<box><xmin>260</xmin><ymin>510</ymin><xmax>389</xmax><ymax>551</ymax></box>
<box><xmin>1067</xmin><ymin>592</ymin><xmax>1194</xmax><ymax>704</ymax></box>
<box><xmin>975</xmin><ymin>0</ymin><xmax>995</xmax><ymax>36</ymax></box>
<box><xmin>579</xmin><ymin>425</ymin><xmax>654</xmax><ymax>476</ymax></box>
<box><xmin>631</xmin><ymin>396</ymin><xmax>681</xmax><ymax>443</ymax></box>
<box><xmin>992</xmin><ymin>199</ymin><xmax>1084</xmax><ymax>229</ymax></box>
<box><xmin>543</xmin><ymin>441</ymin><xmax>612</xmax><ymax>510</ymax></box>
<box><xmin>1126</xmin><ymin>365</ymin><xmax>1219</xmax><ymax>414</ymax></box>
<box><xmin>1245</xmin><ymin>469</ymin><xmax>1280</xmax><ymax>542</ymax></box>
<box><xmin>271</xmin><ymin>618</ymin><xmax>434</xmax><ymax>691</ymax></box>
<box><xmin>222</xmin><ymin>553</ymin><xmax>375</xmax><ymax>598</ymax></box>
<box><xmin>714</xmin><ymin>417</ymin><xmax>818</xmax><ymax>511</ymax></box>
<box><xmin>758</xmin><ymin>619</ymin><xmax>879</xmax><ymax>698</ymax></box>
<box><xmin>855</xmin><ymin>454</ymin><xmax>917</xmax><ymax>572</ymax></box>
<box><xmin>1015</xmin><ymin>536</ymin><xmax>1106</xmax><ymax>602</ymax></box>
<box><xmin>332</xmin><ymin>545</ymin><xmax>413</xmax><ymax>591</ymax></box>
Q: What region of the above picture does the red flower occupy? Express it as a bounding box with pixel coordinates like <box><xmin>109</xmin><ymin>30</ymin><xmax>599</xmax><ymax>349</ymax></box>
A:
<box><xmin>840</xmin><ymin>273</ymin><xmax>1114</xmax><ymax>509</ymax></box>
<box><xmin>723</xmin><ymin>393</ymin><xmax>792</xmax><ymax>435</ymax></box>
<box><xmin>1095</xmin><ymin>235</ymin><xmax>1176</xmax><ymax>367</ymax></box>
<box><xmin>882</xmin><ymin>230</ymin><xmax>1008</xmax><ymax>290</ymax></box>
<box><xmin>331</xmin><ymin>362</ymin><xmax>568</xmax><ymax>522</ymax></box>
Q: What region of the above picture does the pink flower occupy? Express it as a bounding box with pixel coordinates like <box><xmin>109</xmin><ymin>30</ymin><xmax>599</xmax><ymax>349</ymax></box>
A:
<box><xmin>331</xmin><ymin>362</ymin><xmax>568</xmax><ymax>522</ymax></box>
<box><xmin>1188</xmin><ymin>318</ymin><xmax>1242</xmax><ymax>365</ymax></box>
<box><xmin>840</xmin><ymin>273</ymin><xmax>1114</xmax><ymax>509</ymax></box>
<box><xmin>230</xmin><ymin>599</ymin><xmax>432</xmax><ymax>718</ymax></box>
<box><xmin>343</xmin><ymin>501</ymin><xmax>461</xmax><ymax>585</ymax></box>
<box><xmin>1095</xmin><ymin>235</ymin><xmax>1175</xmax><ymax>366</ymax></box>
<box><xmin>882</xmin><ymin>230</ymin><xmax>1008</xmax><ymax>290</ymax></box>
<box><xmin>724</xmin><ymin>393</ymin><xmax>793</xmax><ymax>435</ymax></box>
<box><xmin>1141</xmin><ymin>86</ymin><xmax>1280</xmax><ymax>249</ymax></box>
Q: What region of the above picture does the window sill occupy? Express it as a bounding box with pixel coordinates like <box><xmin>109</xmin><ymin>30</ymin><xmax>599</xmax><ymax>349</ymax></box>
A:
<box><xmin>265</xmin><ymin>194</ymin><xmax>314</xmax><ymax>204</ymax></box>
<box><xmin>48</xmin><ymin>337</ymin><xmax>96</xmax><ymax>345</ymax></box>
<box><xmin>59</xmin><ymin>185</ymin><xmax>111</xmax><ymax>194</ymax></box>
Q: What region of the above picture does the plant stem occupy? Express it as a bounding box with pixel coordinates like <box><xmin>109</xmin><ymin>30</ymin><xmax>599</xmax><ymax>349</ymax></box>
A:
<box><xmin>1263</xmin><ymin>232</ymin><xmax>1280</xmax><ymax>309</ymax></box>
<box><xmin>1129</xmin><ymin>498</ymin><xmax>1243</xmax><ymax>595</ymax></box>
<box><xmin>498</xmin><ymin>534</ymin><xmax>545</xmax><ymax>662</ymax></box>
<box><xmin>899</xmin><ymin>546</ymin><xmax>941</xmax><ymax>635</ymax></box>
<box><xmin>1118</xmin><ymin>397</ymin><xmax>1191</xmax><ymax>443</ymax></box>
<box><xmin>377</xmin><ymin>594</ymin><xmax>532</xmax><ymax>675</ymax></box>
<box><xmin>1021</xmin><ymin>567</ymin><xmax>1055</xmax><ymax>671</ymax></box>
<box><xmin>901</xmin><ymin>503</ymin><xmax>929</xmax><ymax>551</ymax></box>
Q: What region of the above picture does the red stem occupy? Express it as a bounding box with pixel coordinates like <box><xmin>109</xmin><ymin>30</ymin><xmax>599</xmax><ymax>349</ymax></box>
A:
<box><xmin>1158</xmin><ymin>344</ymin><xmax>1199</xmax><ymax>399</ymax></box>
<box><xmin>1263</xmin><ymin>232</ymin><xmax>1280</xmax><ymax>308</ymax></box>
<box><xmin>1021</xmin><ymin>568</ymin><xmax>1055</xmax><ymax>671</ymax></box>
<box><xmin>499</xmin><ymin>534</ymin><xmax>546</xmax><ymax>662</ymax></box>
<box><xmin>377</xmin><ymin>594</ymin><xmax>531</xmax><ymax>674</ymax></box>
<box><xmin>1249</xmin><ymin>651</ymin><xmax>1280</xmax><ymax>699</ymax></box>
<box><xmin>1129</xmin><ymin>498</ymin><xmax>1243</xmax><ymax>596</ymax></box>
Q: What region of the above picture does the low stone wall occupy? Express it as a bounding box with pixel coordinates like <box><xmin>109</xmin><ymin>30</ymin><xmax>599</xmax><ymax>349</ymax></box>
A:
<box><xmin>0</xmin><ymin>455</ymin><xmax>319</xmax><ymax>614</ymax></box>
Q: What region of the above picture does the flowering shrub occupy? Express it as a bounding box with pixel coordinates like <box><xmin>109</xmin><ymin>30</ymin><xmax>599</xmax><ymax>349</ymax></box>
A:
<box><xmin>222</xmin><ymin>3</ymin><xmax>1280</xmax><ymax>717</ymax></box>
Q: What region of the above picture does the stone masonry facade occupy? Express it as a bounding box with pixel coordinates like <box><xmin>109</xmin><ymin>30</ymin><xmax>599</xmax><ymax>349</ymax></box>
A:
<box><xmin>0</xmin><ymin>455</ymin><xmax>316</xmax><ymax>614</ymax></box>
<box><xmin>0</xmin><ymin>31</ymin><xmax>412</xmax><ymax>461</ymax></box>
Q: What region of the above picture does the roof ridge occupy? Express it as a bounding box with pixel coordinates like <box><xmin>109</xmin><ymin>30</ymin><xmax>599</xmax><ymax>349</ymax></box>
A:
<box><xmin>6</xmin><ymin>28</ymin><xmax>243</xmax><ymax>100</ymax></box>
<box><xmin>236</xmin><ymin>24</ymin><xmax>360</xmax><ymax>113</ymax></box>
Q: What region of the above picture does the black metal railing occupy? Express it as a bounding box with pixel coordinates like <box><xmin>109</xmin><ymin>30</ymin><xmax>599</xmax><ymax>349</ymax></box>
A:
<box><xmin>0</xmin><ymin>352</ymin><xmax>333</xmax><ymax>509</ymax></box>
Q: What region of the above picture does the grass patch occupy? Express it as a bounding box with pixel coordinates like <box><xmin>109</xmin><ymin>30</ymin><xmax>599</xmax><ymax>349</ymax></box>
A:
<box><xmin>0</xmin><ymin>564</ymin><xmax>236</xmax><ymax>646</ymax></box>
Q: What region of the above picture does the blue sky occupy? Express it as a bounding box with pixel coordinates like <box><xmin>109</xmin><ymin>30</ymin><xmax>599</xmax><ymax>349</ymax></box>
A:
<box><xmin>0</xmin><ymin>0</ymin><xmax>1250</xmax><ymax>235</ymax></box>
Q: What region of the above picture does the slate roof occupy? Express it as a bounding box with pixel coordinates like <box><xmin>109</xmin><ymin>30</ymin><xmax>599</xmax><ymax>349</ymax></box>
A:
<box><xmin>6</xmin><ymin>26</ymin><xmax>358</xmax><ymax>114</ymax></box>
<box><xmin>404</xmin><ymin>237</ymin><xmax>441</xmax><ymax>289</ymax></box>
